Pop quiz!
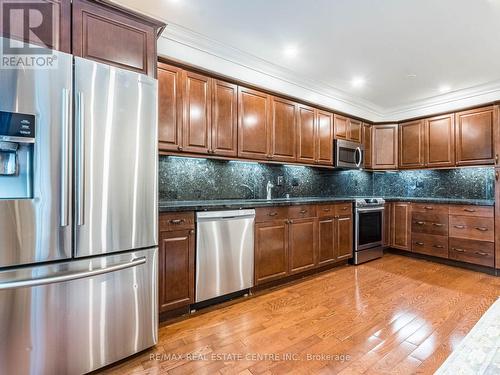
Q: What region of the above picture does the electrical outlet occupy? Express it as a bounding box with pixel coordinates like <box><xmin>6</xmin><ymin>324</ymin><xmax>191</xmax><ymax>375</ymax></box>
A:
<box><xmin>416</xmin><ymin>180</ymin><xmax>423</xmax><ymax>188</ymax></box>
<box><xmin>277</xmin><ymin>175</ymin><xmax>284</xmax><ymax>186</ymax></box>
<box><xmin>291</xmin><ymin>178</ymin><xmax>299</xmax><ymax>187</ymax></box>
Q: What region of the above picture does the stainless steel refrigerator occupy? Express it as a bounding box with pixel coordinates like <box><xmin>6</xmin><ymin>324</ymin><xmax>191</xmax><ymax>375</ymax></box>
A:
<box><xmin>0</xmin><ymin>38</ymin><xmax>158</xmax><ymax>374</ymax></box>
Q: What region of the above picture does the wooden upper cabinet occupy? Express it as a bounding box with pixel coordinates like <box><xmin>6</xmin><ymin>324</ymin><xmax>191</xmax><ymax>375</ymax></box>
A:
<box><xmin>238</xmin><ymin>87</ymin><xmax>271</xmax><ymax>160</ymax></box>
<box><xmin>181</xmin><ymin>71</ymin><xmax>211</xmax><ymax>154</ymax></box>
<box><xmin>297</xmin><ymin>104</ymin><xmax>317</xmax><ymax>164</ymax></box>
<box><xmin>372</xmin><ymin>124</ymin><xmax>398</xmax><ymax>170</ymax></box>
<box><xmin>334</xmin><ymin>115</ymin><xmax>348</xmax><ymax>140</ymax></box>
<box><xmin>363</xmin><ymin>124</ymin><xmax>372</xmax><ymax>169</ymax></box>
<box><xmin>158</xmin><ymin>63</ymin><xmax>183</xmax><ymax>152</ymax></box>
<box><xmin>271</xmin><ymin>97</ymin><xmax>297</xmax><ymax>162</ymax></box>
<box><xmin>426</xmin><ymin>113</ymin><xmax>455</xmax><ymax>168</ymax></box>
<box><xmin>348</xmin><ymin>119</ymin><xmax>362</xmax><ymax>143</ymax></box>
<box><xmin>392</xmin><ymin>202</ymin><xmax>411</xmax><ymax>250</ymax></box>
<box><xmin>0</xmin><ymin>0</ymin><xmax>71</xmax><ymax>52</ymax></box>
<box><xmin>316</xmin><ymin>110</ymin><xmax>334</xmax><ymax>165</ymax></box>
<box><xmin>399</xmin><ymin>120</ymin><xmax>425</xmax><ymax>169</ymax></box>
<box><xmin>455</xmin><ymin>106</ymin><xmax>495</xmax><ymax>166</ymax></box>
<box><xmin>211</xmin><ymin>80</ymin><xmax>238</xmax><ymax>157</ymax></box>
<box><xmin>72</xmin><ymin>0</ymin><xmax>164</xmax><ymax>77</ymax></box>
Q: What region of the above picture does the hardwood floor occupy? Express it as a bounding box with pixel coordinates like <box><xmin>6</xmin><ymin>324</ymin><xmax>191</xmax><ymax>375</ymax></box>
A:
<box><xmin>102</xmin><ymin>254</ymin><xmax>500</xmax><ymax>375</ymax></box>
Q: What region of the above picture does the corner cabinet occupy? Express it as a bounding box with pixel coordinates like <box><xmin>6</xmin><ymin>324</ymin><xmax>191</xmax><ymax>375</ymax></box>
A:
<box><xmin>362</xmin><ymin>123</ymin><xmax>372</xmax><ymax>169</ymax></box>
<box><xmin>372</xmin><ymin>124</ymin><xmax>398</xmax><ymax>170</ymax></box>
<box><xmin>72</xmin><ymin>0</ymin><xmax>164</xmax><ymax>77</ymax></box>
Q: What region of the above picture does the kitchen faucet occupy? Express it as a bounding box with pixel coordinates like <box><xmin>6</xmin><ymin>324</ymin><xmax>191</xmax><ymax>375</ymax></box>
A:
<box><xmin>266</xmin><ymin>181</ymin><xmax>274</xmax><ymax>200</ymax></box>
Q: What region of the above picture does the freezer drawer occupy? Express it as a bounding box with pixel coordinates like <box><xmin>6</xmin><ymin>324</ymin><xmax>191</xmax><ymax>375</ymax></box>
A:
<box><xmin>196</xmin><ymin>210</ymin><xmax>255</xmax><ymax>303</ymax></box>
<box><xmin>0</xmin><ymin>248</ymin><xmax>158</xmax><ymax>375</ymax></box>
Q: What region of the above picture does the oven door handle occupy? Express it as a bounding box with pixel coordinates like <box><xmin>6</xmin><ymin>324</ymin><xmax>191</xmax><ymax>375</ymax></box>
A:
<box><xmin>356</xmin><ymin>207</ymin><xmax>384</xmax><ymax>213</ymax></box>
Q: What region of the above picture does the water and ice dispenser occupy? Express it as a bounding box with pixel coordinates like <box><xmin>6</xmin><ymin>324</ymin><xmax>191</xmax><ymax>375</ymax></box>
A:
<box><xmin>0</xmin><ymin>111</ymin><xmax>35</xmax><ymax>199</ymax></box>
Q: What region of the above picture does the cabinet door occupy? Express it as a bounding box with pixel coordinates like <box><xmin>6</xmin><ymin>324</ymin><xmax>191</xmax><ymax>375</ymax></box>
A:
<box><xmin>455</xmin><ymin>106</ymin><xmax>495</xmax><ymax>166</ymax></box>
<box><xmin>392</xmin><ymin>203</ymin><xmax>411</xmax><ymax>250</ymax></box>
<box><xmin>334</xmin><ymin>114</ymin><xmax>348</xmax><ymax>139</ymax></box>
<box><xmin>383</xmin><ymin>203</ymin><xmax>392</xmax><ymax>247</ymax></box>
<box><xmin>289</xmin><ymin>218</ymin><xmax>317</xmax><ymax>274</ymax></box>
<box><xmin>238</xmin><ymin>87</ymin><xmax>271</xmax><ymax>160</ymax></box>
<box><xmin>363</xmin><ymin>124</ymin><xmax>372</xmax><ymax>168</ymax></box>
<box><xmin>426</xmin><ymin>114</ymin><xmax>455</xmax><ymax>168</ymax></box>
<box><xmin>158</xmin><ymin>63</ymin><xmax>183</xmax><ymax>152</ymax></box>
<box><xmin>72</xmin><ymin>0</ymin><xmax>158</xmax><ymax>76</ymax></box>
<box><xmin>296</xmin><ymin>104</ymin><xmax>316</xmax><ymax>164</ymax></box>
<box><xmin>348</xmin><ymin>119</ymin><xmax>362</xmax><ymax>142</ymax></box>
<box><xmin>399</xmin><ymin>120</ymin><xmax>425</xmax><ymax>169</ymax></box>
<box><xmin>372</xmin><ymin>124</ymin><xmax>398</xmax><ymax>170</ymax></box>
<box><xmin>0</xmin><ymin>0</ymin><xmax>71</xmax><ymax>52</ymax></box>
<box><xmin>496</xmin><ymin>168</ymin><xmax>500</xmax><ymax>270</ymax></box>
<box><xmin>316</xmin><ymin>110</ymin><xmax>334</xmax><ymax>165</ymax></box>
<box><xmin>182</xmin><ymin>71</ymin><xmax>211</xmax><ymax>154</ymax></box>
<box><xmin>335</xmin><ymin>215</ymin><xmax>353</xmax><ymax>260</ymax></box>
<box><xmin>158</xmin><ymin>229</ymin><xmax>194</xmax><ymax>312</ymax></box>
<box><xmin>255</xmin><ymin>221</ymin><xmax>288</xmax><ymax>284</ymax></box>
<box><xmin>271</xmin><ymin>97</ymin><xmax>297</xmax><ymax>162</ymax></box>
<box><xmin>211</xmin><ymin>80</ymin><xmax>238</xmax><ymax>157</ymax></box>
<box><xmin>318</xmin><ymin>217</ymin><xmax>336</xmax><ymax>266</ymax></box>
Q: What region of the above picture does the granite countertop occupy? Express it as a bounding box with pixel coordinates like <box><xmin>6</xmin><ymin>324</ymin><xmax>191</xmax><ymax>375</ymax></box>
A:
<box><xmin>159</xmin><ymin>196</ymin><xmax>494</xmax><ymax>212</ymax></box>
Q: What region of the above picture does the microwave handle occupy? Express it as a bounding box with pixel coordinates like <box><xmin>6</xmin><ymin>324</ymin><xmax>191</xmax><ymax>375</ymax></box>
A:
<box><xmin>355</xmin><ymin>147</ymin><xmax>362</xmax><ymax>167</ymax></box>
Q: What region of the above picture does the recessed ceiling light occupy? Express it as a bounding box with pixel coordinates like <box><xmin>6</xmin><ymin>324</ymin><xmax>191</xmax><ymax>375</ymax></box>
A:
<box><xmin>283</xmin><ymin>45</ymin><xmax>299</xmax><ymax>58</ymax></box>
<box><xmin>351</xmin><ymin>77</ymin><xmax>366</xmax><ymax>88</ymax></box>
<box><xmin>407</xmin><ymin>74</ymin><xmax>417</xmax><ymax>78</ymax></box>
<box><xmin>439</xmin><ymin>85</ymin><xmax>451</xmax><ymax>93</ymax></box>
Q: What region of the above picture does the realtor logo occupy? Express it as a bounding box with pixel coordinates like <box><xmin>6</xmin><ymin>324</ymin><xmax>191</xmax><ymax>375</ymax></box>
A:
<box><xmin>1</xmin><ymin>1</ymin><xmax>58</xmax><ymax>69</ymax></box>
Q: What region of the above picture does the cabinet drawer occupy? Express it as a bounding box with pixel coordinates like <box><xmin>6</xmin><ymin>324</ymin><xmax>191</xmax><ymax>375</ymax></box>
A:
<box><xmin>449</xmin><ymin>205</ymin><xmax>493</xmax><ymax>218</ymax></box>
<box><xmin>411</xmin><ymin>203</ymin><xmax>449</xmax><ymax>214</ymax></box>
<box><xmin>288</xmin><ymin>205</ymin><xmax>317</xmax><ymax>219</ymax></box>
<box><xmin>412</xmin><ymin>233</ymin><xmax>448</xmax><ymax>259</ymax></box>
<box><xmin>449</xmin><ymin>238</ymin><xmax>494</xmax><ymax>267</ymax></box>
<box><xmin>159</xmin><ymin>212</ymin><xmax>195</xmax><ymax>231</ymax></box>
<box><xmin>255</xmin><ymin>207</ymin><xmax>289</xmax><ymax>223</ymax></box>
<box><xmin>335</xmin><ymin>203</ymin><xmax>352</xmax><ymax>216</ymax></box>
<box><xmin>317</xmin><ymin>204</ymin><xmax>335</xmax><ymax>218</ymax></box>
<box><xmin>449</xmin><ymin>216</ymin><xmax>494</xmax><ymax>242</ymax></box>
<box><xmin>411</xmin><ymin>213</ymin><xmax>448</xmax><ymax>236</ymax></box>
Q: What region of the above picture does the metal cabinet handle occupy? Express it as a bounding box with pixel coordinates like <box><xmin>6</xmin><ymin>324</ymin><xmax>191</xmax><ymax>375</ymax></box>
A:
<box><xmin>75</xmin><ymin>91</ymin><xmax>85</xmax><ymax>226</ymax></box>
<box><xmin>463</xmin><ymin>208</ymin><xmax>476</xmax><ymax>212</ymax></box>
<box><xmin>322</xmin><ymin>208</ymin><xmax>331</xmax><ymax>212</ymax></box>
<box><xmin>0</xmin><ymin>257</ymin><xmax>146</xmax><ymax>290</ymax></box>
<box><xmin>475</xmin><ymin>227</ymin><xmax>488</xmax><ymax>231</ymax></box>
<box><xmin>169</xmin><ymin>219</ymin><xmax>185</xmax><ymax>225</ymax></box>
<box><xmin>433</xmin><ymin>245</ymin><xmax>444</xmax><ymax>249</ymax></box>
<box><xmin>424</xmin><ymin>206</ymin><xmax>433</xmax><ymax>210</ymax></box>
<box><xmin>475</xmin><ymin>251</ymin><xmax>488</xmax><ymax>256</ymax></box>
<box><xmin>341</xmin><ymin>207</ymin><xmax>348</xmax><ymax>211</ymax></box>
<box><xmin>189</xmin><ymin>229</ymin><xmax>195</xmax><ymax>235</ymax></box>
<box><xmin>452</xmin><ymin>247</ymin><xmax>466</xmax><ymax>253</ymax></box>
<box><xmin>177</xmin><ymin>146</ymin><xmax>183</xmax><ymax>151</ymax></box>
<box><xmin>268</xmin><ymin>212</ymin><xmax>278</xmax><ymax>217</ymax></box>
<box><xmin>415</xmin><ymin>242</ymin><xmax>424</xmax><ymax>246</ymax></box>
<box><xmin>454</xmin><ymin>225</ymin><xmax>466</xmax><ymax>229</ymax></box>
<box><xmin>432</xmin><ymin>223</ymin><xmax>444</xmax><ymax>227</ymax></box>
<box><xmin>60</xmin><ymin>88</ymin><xmax>71</xmax><ymax>227</ymax></box>
<box><xmin>338</xmin><ymin>217</ymin><xmax>350</xmax><ymax>221</ymax></box>
<box><xmin>415</xmin><ymin>221</ymin><xmax>425</xmax><ymax>225</ymax></box>
<box><xmin>300</xmin><ymin>209</ymin><xmax>307</xmax><ymax>214</ymax></box>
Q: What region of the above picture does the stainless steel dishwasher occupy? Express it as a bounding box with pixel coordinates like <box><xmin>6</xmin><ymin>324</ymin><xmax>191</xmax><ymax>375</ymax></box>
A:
<box><xmin>196</xmin><ymin>209</ymin><xmax>255</xmax><ymax>303</ymax></box>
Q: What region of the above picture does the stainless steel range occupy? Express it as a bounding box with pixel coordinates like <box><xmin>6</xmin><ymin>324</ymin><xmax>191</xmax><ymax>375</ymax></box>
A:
<box><xmin>354</xmin><ymin>198</ymin><xmax>386</xmax><ymax>264</ymax></box>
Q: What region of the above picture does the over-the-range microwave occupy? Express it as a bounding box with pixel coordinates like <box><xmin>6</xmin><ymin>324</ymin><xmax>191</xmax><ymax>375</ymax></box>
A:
<box><xmin>334</xmin><ymin>139</ymin><xmax>364</xmax><ymax>169</ymax></box>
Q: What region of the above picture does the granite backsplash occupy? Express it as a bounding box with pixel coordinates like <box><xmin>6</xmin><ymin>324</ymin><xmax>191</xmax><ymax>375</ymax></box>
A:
<box><xmin>159</xmin><ymin>156</ymin><xmax>495</xmax><ymax>201</ymax></box>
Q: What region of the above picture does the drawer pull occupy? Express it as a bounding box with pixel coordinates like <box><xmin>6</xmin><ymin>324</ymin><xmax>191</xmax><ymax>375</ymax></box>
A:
<box><xmin>415</xmin><ymin>242</ymin><xmax>424</xmax><ymax>246</ymax></box>
<box><xmin>424</xmin><ymin>206</ymin><xmax>433</xmax><ymax>210</ymax></box>
<box><xmin>189</xmin><ymin>229</ymin><xmax>195</xmax><ymax>235</ymax></box>
<box><xmin>169</xmin><ymin>219</ymin><xmax>185</xmax><ymax>225</ymax></box>
<box><xmin>322</xmin><ymin>208</ymin><xmax>331</xmax><ymax>212</ymax></box>
<box><xmin>268</xmin><ymin>212</ymin><xmax>278</xmax><ymax>217</ymax></box>
<box><xmin>433</xmin><ymin>245</ymin><xmax>444</xmax><ymax>249</ymax></box>
<box><xmin>452</xmin><ymin>247</ymin><xmax>466</xmax><ymax>253</ymax></box>
<box><xmin>475</xmin><ymin>251</ymin><xmax>489</xmax><ymax>257</ymax></box>
<box><xmin>475</xmin><ymin>227</ymin><xmax>488</xmax><ymax>232</ymax></box>
<box><xmin>454</xmin><ymin>225</ymin><xmax>466</xmax><ymax>229</ymax></box>
<box><xmin>300</xmin><ymin>209</ymin><xmax>307</xmax><ymax>214</ymax></box>
<box><xmin>432</xmin><ymin>223</ymin><xmax>444</xmax><ymax>227</ymax></box>
<box><xmin>341</xmin><ymin>207</ymin><xmax>348</xmax><ymax>211</ymax></box>
<box><xmin>463</xmin><ymin>208</ymin><xmax>476</xmax><ymax>212</ymax></box>
<box><xmin>415</xmin><ymin>221</ymin><xmax>425</xmax><ymax>225</ymax></box>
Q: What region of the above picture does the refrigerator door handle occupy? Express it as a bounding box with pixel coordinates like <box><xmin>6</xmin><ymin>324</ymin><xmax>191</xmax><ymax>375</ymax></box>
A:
<box><xmin>60</xmin><ymin>88</ymin><xmax>71</xmax><ymax>227</ymax></box>
<box><xmin>75</xmin><ymin>91</ymin><xmax>85</xmax><ymax>226</ymax></box>
<box><xmin>0</xmin><ymin>256</ymin><xmax>146</xmax><ymax>290</ymax></box>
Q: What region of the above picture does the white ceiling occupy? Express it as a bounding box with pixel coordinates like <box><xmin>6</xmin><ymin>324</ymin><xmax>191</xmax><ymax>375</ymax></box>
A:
<box><xmin>113</xmin><ymin>0</ymin><xmax>500</xmax><ymax>121</ymax></box>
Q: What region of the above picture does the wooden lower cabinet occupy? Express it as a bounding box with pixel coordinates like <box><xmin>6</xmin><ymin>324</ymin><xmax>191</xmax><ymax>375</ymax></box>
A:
<box><xmin>391</xmin><ymin>202</ymin><xmax>411</xmax><ymax>250</ymax></box>
<box><xmin>336</xmin><ymin>215</ymin><xmax>353</xmax><ymax>260</ymax></box>
<box><xmin>411</xmin><ymin>233</ymin><xmax>448</xmax><ymax>259</ymax></box>
<box><xmin>289</xmin><ymin>218</ymin><xmax>317</xmax><ymax>274</ymax></box>
<box><xmin>255</xmin><ymin>220</ymin><xmax>289</xmax><ymax>284</ymax></box>
<box><xmin>158</xmin><ymin>227</ymin><xmax>195</xmax><ymax>313</ymax></box>
<box><xmin>318</xmin><ymin>218</ymin><xmax>336</xmax><ymax>266</ymax></box>
<box><xmin>383</xmin><ymin>203</ymin><xmax>392</xmax><ymax>247</ymax></box>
